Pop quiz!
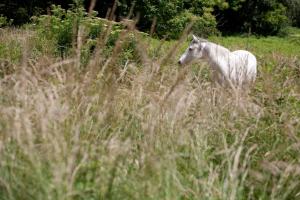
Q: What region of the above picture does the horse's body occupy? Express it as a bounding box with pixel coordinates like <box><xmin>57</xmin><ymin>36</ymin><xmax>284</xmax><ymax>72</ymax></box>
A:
<box><xmin>179</xmin><ymin>35</ymin><xmax>257</xmax><ymax>88</ymax></box>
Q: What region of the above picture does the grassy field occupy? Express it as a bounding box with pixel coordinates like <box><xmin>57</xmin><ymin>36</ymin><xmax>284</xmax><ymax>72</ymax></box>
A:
<box><xmin>0</xmin><ymin>24</ymin><xmax>300</xmax><ymax>200</ymax></box>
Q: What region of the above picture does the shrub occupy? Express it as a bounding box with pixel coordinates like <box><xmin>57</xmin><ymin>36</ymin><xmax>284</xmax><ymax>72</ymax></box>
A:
<box><xmin>34</xmin><ymin>5</ymin><xmax>77</xmax><ymax>57</ymax></box>
<box><xmin>33</xmin><ymin>4</ymin><xmax>138</xmax><ymax>68</ymax></box>
<box><xmin>192</xmin><ymin>8</ymin><xmax>220</xmax><ymax>37</ymax></box>
<box><xmin>162</xmin><ymin>9</ymin><xmax>219</xmax><ymax>40</ymax></box>
<box><xmin>0</xmin><ymin>15</ymin><xmax>13</xmax><ymax>27</ymax></box>
<box><xmin>134</xmin><ymin>0</ymin><xmax>225</xmax><ymax>39</ymax></box>
<box><xmin>262</xmin><ymin>4</ymin><xmax>289</xmax><ymax>35</ymax></box>
<box><xmin>34</xmin><ymin>5</ymin><xmax>104</xmax><ymax>58</ymax></box>
<box><xmin>215</xmin><ymin>0</ymin><xmax>291</xmax><ymax>35</ymax></box>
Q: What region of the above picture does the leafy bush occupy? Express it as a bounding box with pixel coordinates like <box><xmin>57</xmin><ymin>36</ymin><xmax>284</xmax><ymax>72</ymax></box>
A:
<box><xmin>33</xmin><ymin>4</ymin><xmax>137</xmax><ymax>61</ymax></box>
<box><xmin>34</xmin><ymin>5</ymin><xmax>104</xmax><ymax>57</ymax></box>
<box><xmin>215</xmin><ymin>0</ymin><xmax>291</xmax><ymax>35</ymax></box>
<box><xmin>192</xmin><ymin>8</ymin><xmax>220</xmax><ymax>37</ymax></box>
<box><xmin>134</xmin><ymin>0</ymin><xmax>223</xmax><ymax>39</ymax></box>
<box><xmin>163</xmin><ymin>9</ymin><xmax>219</xmax><ymax>39</ymax></box>
<box><xmin>0</xmin><ymin>15</ymin><xmax>13</xmax><ymax>27</ymax></box>
<box><xmin>106</xmin><ymin>24</ymin><xmax>123</xmax><ymax>47</ymax></box>
<box><xmin>262</xmin><ymin>4</ymin><xmax>289</xmax><ymax>35</ymax></box>
<box><xmin>162</xmin><ymin>11</ymin><xmax>192</xmax><ymax>39</ymax></box>
<box><xmin>34</xmin><ymin>5</ymin><xmax>77</xmax><ymax>57</ymax></box>
<box><xmin>134</xmin><ymin>0</ymin><xmax>182</xmax><ymax>37</ymax></box>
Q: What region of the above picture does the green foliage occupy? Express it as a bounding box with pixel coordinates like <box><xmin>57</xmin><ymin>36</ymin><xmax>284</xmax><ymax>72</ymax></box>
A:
<box><xmin>0</xmin><ymin>0</ymin><xmax>74</xmax><ymax>25</ymax></box>
<box><xmin>284</xmin><ymin>0</ymin><xmax>300</xmax><ymax>27</ymax></box>
<box><xmin>1</xmin><ymin>0</ymin><xmax>298</xmax><ymax>36</ymax></box>
<box><xmin>33</xmin><ymin>4</ymin><xmax>135</xmax><ymax>64</ymax></box>
<box><xmin>119</xmin><ymin>33</ymin><xmax>138</xmax><ymax>65</ymax></box>
<box><xmin>106</xmin><ymin>25</ymin><xmax>123</xmax><ymax>47</ymax></box>
<box><xmin>214</xmin><ymin>0</ymin><xmax>292</xmax><ymax>35</ymax></box>
<box><xmin>162</xmin><ymin>11</ymin><xmax>193</xmax><ymax>39</ymax></box>
<box><xmin>82</xmin><ymin>12</ymin><xmax>103</xmax><ymax>39</ymax></box>
<box><xmin>0</xmin><ymin>15</ymin><xmax>13</xmax><ymax>27</ymax></box>
<box><xmin>192</xmin><ymin>8</ymin><xmax>220</xmax><ymax>37</ymax></box>
<box><xmin>162</xmin><ymin>9</ymin><xmax>219</xmax><ymax>39</ymax></box>
<box><xmin>134</xmin><ymin>0</ymin><xmax>224</xmax><ymax>39</ymax></box>
<box><xmin>135</xmin><ymin>0</ymin><xmax>184</xmax><ymax>38</ymax></box>
<box><xmin>34</xmin><ymin>5</ymin><xmax>104</xmax><ymax>58</ymax></box>
<box><xmin>117</xmin><ymin>0</ymin><xmax>294</xmax><ymax>36</ymax></box>
<box><xmin>262</xmin><ymin>4</ymin><xmax>289</xmax><ymax>35</ymax></box>
<box><xmin>32</xmin><ymin>5</ymin><xmax>138</xmax><ymax>69</ymax></box>
<box><xmin>34</xmin><ymin>5</ymin><xmax>76</xmax><ymax>56</ymax></box>
<box><xmin>0</xmin><ymin>40</ymin><xmax>22</xmax><ymax>63</ymax></box>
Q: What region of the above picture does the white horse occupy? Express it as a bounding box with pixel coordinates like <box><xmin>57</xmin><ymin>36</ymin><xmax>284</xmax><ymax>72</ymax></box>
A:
<box><xmin>178</xmin><ymin>35</ymin><xmax>257</xmax><ymax>88</ymax></box>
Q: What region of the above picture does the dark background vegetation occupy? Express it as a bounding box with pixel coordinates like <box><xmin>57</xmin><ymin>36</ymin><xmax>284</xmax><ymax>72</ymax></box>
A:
<box><xmin>0</xmin><ymin>1</ymin><xmax>300</xmax><ymax>200</ymax></box>
<box><xmin>0</xmin><ymin>0</ymin><xmax>300</xmax><ymax>37</ymax></box>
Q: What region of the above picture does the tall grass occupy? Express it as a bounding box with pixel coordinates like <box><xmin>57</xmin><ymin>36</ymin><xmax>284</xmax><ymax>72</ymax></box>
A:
<box><xmin>0</xmin><ymin>21</ymin><xmax>300</xmax><ymax>200</ymax></box>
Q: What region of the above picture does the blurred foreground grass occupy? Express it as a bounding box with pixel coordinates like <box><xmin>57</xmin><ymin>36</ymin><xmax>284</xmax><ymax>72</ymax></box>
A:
<box><xmin>0</xmin><ymin>25</ymin><xmax>300</xmax><ymax>200</ymax></box>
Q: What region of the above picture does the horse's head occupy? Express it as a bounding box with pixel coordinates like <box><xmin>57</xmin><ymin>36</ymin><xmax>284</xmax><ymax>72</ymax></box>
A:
<box><xmin>178</xmin><ymin>35</ymin><xmax>207</xmax><ymax>66</ymax></box>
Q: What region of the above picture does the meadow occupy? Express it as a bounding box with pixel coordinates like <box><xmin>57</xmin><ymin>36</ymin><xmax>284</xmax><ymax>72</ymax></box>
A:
<box><xmin>0</xmin><ymin>19</ymin><xmax>300</xmax><ymax>200</ymax></box>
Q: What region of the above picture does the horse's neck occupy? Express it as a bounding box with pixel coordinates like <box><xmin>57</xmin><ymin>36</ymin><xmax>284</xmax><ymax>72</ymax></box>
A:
<box><xmin>204</xmin><ymin>42</ymin><xmax>231</xmax><ymax>72</ymax></box>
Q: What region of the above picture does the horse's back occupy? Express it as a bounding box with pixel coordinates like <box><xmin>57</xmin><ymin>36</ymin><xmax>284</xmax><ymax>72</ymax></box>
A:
<box><xmin>231</xmin><ymin>50</ymin><xmax>257</xmax><ymax>84</ymax></box>
<box><xmin>232</xmin><ymin>50</ymin><xmax>257</xmax><ymax>72</ymax></box>
<box><xmin>232</xmin><ymin>50</ymin><xmax>257</xmax><ymax>66</ymax></box>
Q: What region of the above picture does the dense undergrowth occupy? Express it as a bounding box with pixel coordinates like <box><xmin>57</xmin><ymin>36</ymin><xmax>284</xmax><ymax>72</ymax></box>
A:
<box><xmin>0</xmin><ymin>7</ymin><xmax>300</xmax><ymax>200</ymax></box>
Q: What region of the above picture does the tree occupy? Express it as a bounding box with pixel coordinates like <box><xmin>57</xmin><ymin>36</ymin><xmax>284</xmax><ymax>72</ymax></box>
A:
<box><xmin>215</xmin><ymin>0</ymin><xmax>290</xmax><ymax>35</ymax></box>
<box><xmin>0</xmin><ymin>0</ymin><xmax>73</xmax><ymax>25</ymax></box>
<box><xmin>0</xmin><ymin>0</ymin><xmax>297</xmax><ymax>35</ymax></box>
<box><xmin>284</xmin><ymin>0</ymin><xmax>300</xmax><ymax>27</ymax></box>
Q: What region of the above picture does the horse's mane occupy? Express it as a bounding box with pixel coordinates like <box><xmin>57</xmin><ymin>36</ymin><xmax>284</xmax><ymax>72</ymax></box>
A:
<box><xmin>203</xmin><ymin>42</ymin><xmax>232</xmax><ymax>74</ymax></box>
<box><xmin>205</xmin><ymin>42</ymin><xmax>231</xmax><ymax>57</ymax></box>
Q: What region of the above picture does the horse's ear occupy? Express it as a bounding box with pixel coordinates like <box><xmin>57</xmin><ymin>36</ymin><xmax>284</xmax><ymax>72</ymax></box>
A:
<box><xmin>192</xmin><ymin>34</ymin><xmax>199</xmax><ymax>41</ymax></box>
